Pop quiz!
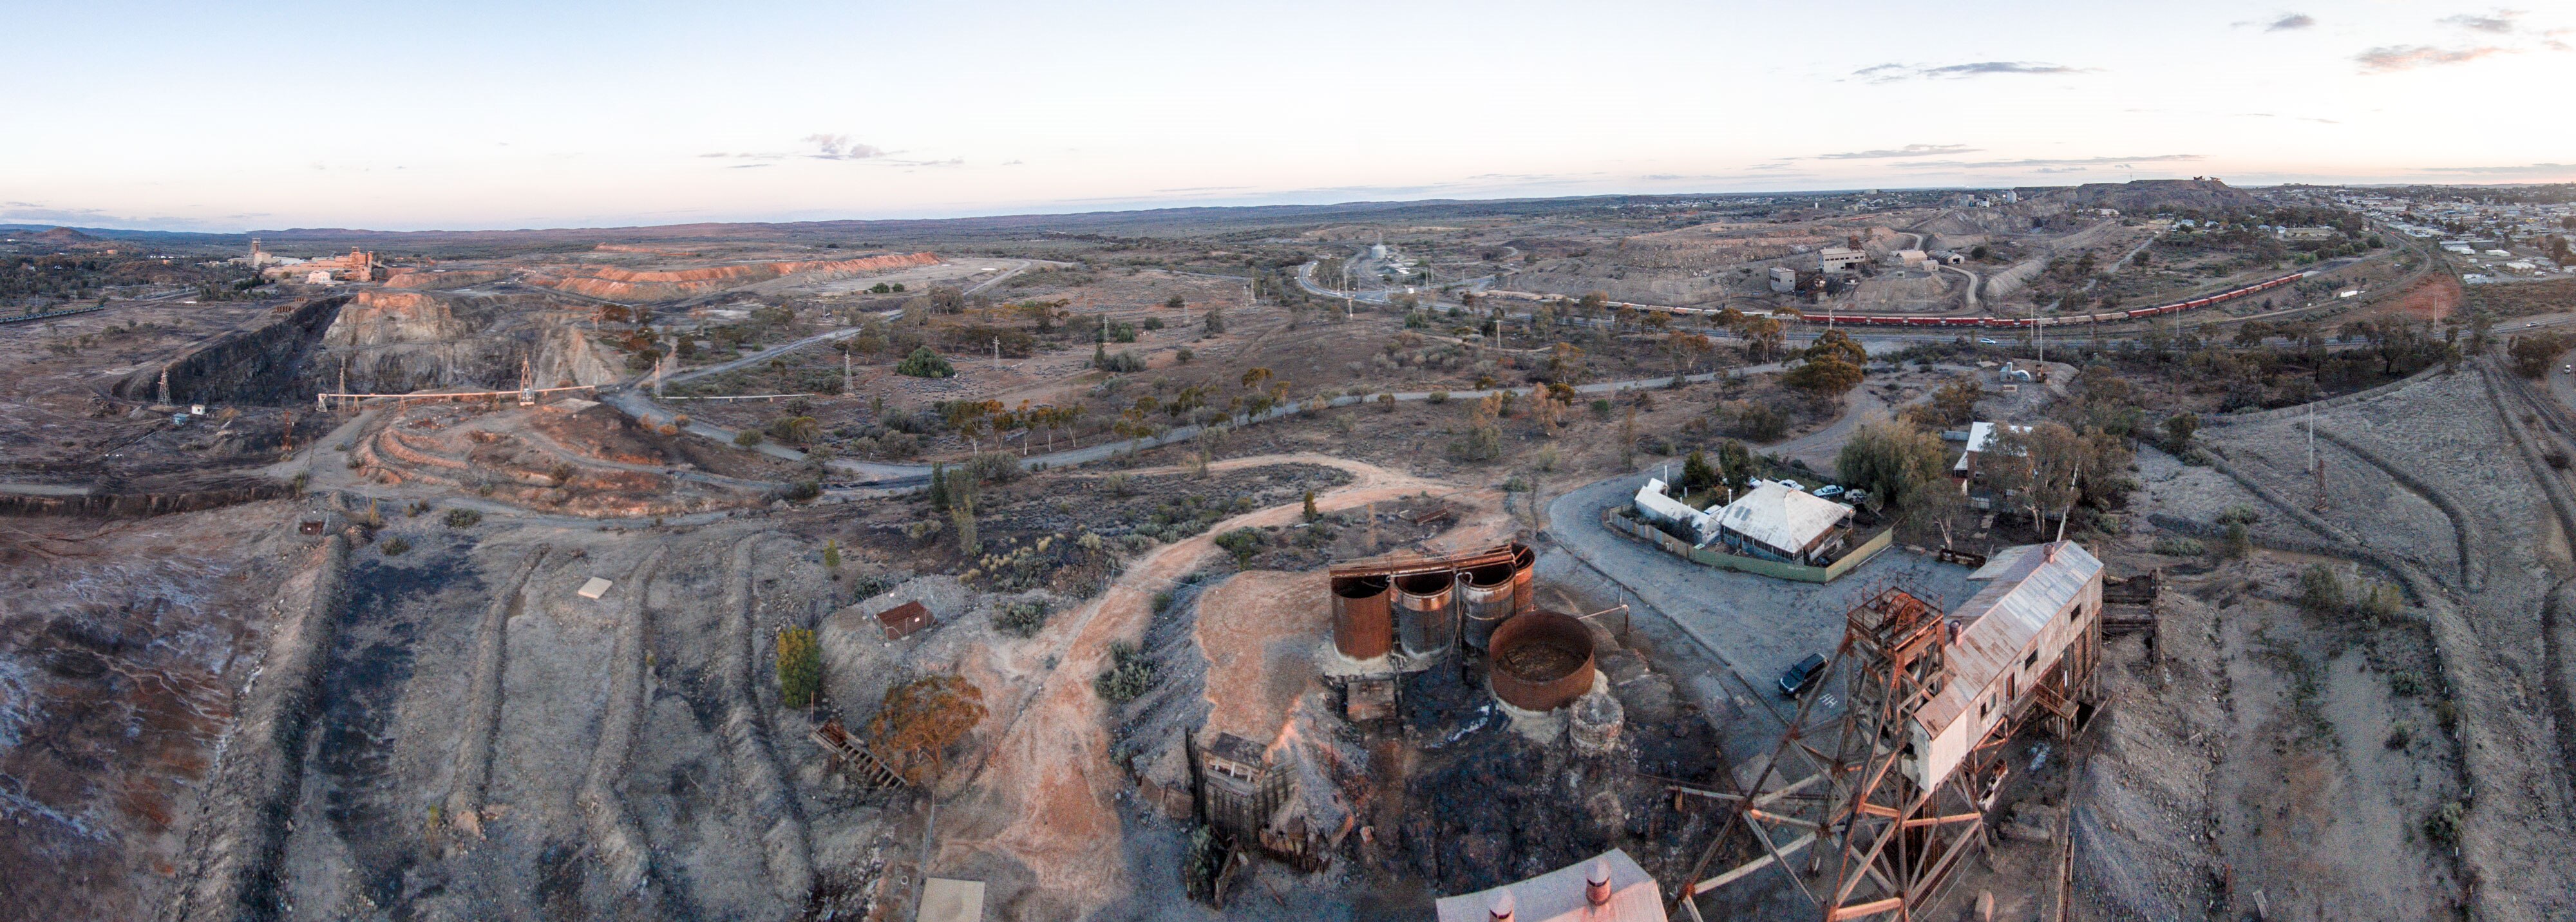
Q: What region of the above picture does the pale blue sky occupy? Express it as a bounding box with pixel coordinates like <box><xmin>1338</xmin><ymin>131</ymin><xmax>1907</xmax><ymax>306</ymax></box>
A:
<box><xmin>5</xmin><ymin>0</ymin><xmax>2569</xmax><ymax>230</ymax></box>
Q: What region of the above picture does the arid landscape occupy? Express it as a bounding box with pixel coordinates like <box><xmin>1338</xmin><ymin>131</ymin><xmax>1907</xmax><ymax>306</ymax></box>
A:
<box><xmin>6</xmin><ymin>175</ymin><xmax>2576</xmax><ymax>922</ymax></box>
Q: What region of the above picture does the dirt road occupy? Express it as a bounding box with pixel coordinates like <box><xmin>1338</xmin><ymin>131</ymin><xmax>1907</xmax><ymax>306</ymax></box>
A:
<box><xmin>929</xmin><ymin>453</ymin><xmax>1506</xmax><ymax>916</ymax></box>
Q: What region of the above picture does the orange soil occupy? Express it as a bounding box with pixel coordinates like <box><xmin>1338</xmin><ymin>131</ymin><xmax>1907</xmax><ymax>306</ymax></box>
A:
<box><xmin>383</xmin><ymin>269</ymin><xmax>508</xmax><ymax>289</ymax></box>
<box><xmin>1191</xmin><ymin>570</ymin><xmax>1331</xmax><ymax>746</ymax></box>
<box><xmin>535</xmin><ymin>252</ymin><xmax>938</xmax><ymax>301</ymax></box>
<box><xmin>2391</xmin><ymin>272</ymin><xmax>2462</xmax><ymax>321</ymax></box>
<box><xmin>933</xmin><ymin>455</ymin><xmax>1510</xmax><ymax>913</ymax></box>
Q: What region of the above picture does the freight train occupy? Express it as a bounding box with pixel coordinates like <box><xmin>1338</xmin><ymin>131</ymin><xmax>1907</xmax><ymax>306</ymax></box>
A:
<box><xmin>1775</xmin><ymin>270</ymin><xmax>2314</xmax><ymax>329</ymax></box>
<box><xmin>1477</xmin><ymin>270</ymin><xmax>2316</xmax><ymax>330</ymax></box>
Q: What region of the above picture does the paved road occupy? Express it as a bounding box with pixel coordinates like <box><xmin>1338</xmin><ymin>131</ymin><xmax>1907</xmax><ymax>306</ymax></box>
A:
<box><xmin>1539</xmin><ymin>473</ymin><xmax>1978</xmax><ymax>706</ymax></box>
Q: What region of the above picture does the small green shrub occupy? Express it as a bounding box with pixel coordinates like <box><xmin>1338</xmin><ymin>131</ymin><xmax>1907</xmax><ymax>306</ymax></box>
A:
<box><xmin>1097</xmin><ymin>350</ymin><xmax>1147</xmax><ymax>373</ymax></box>
<box><xmin>1214</xmin><ymin>528</ymin><xmax>1263</xmax><ymax>567</ymax></box>
<box><xmin>734</xmin><ymin>429</ymin><xmax>764</xmax><ymax>447</ymax></box>
<box><xmin>2426</xmin><ymin>800</ymin><xmax>2466</xmax><ymax>847</ymax></box>
<box><xmin>1426</xmin><ymin>391</ymin><xmax>1450</xmax><ymax>404</ymax></box>
<box><xmin>997</xmin><ymin>599</ymin><xmax>1050</xmax><ymax>638</ymax></box>
<box><xmin>896</xmin><ymin>346</ymin><xmax>956</xmax><ymax>378</ymax></box>
<box><xmin>444</xmin><ymin>508</ymin><xmax>482</xmax><ymax>529</ymax></box>
<box><xmin>1094</xmin><ymin>641</ymin><xmax>1159</xmax><ymax>703</ymax></box>
<box><xmin>2297</xmin><ymin>565</ymin><xmax>2346</xmax><ymax>616</ymax></box>
<box><xmin>2152</xmin><ymin>536</ymin><xmax>2205</xmax><ymax>556</ymax></box>
<box><xmin>2215</xmin><ymin>504</ymin><xmax>2262</xmax><ymax>525</ymax></box>
<box><xmin>776</xmin><ymin>627</ymin><xmax>821</xmax><ymax>709</ymax></box>
<box><xmin>379</xmin><ymin>536</ymin><xmax>410</xmax><ymax>556</ymax></box>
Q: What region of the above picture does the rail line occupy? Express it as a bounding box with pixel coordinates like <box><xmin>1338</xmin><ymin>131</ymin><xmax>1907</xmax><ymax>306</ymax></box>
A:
<box><xmin>1473</xmin><ymin>270</ymin><xmax>2315</xmax><ymax>330</ymax></box>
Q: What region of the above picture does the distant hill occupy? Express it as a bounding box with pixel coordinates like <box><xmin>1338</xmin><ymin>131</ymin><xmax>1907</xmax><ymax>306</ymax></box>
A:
<box><xmin>2053</xmin><ymin>178</ymin><xmax>2259</xmax><ymax>214</ymax></box>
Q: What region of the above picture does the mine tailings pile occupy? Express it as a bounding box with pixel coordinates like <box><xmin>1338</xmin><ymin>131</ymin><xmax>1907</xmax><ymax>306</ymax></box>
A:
<box><xmin>113</xmin><ymin>294</ymin><xmax>349</xmax><ymax>406</ymax></box>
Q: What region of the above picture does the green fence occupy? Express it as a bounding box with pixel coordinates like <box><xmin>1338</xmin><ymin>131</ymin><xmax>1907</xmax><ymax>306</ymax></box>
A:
<box><xmin>1604</xmin><ymin>508</ymin><xmax>1893</xmax><ymax>583</ymax></box>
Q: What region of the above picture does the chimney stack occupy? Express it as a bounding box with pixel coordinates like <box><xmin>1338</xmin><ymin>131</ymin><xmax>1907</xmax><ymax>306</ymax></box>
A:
<box><xmin>1486</xmin><ymin>889</ymin><xmax>1515</xmax><ymax>922</ymax></box>
<box><xmin>1586</xmin><ymin>859</ymin><xmax>1613</xmax><ymax>907</ymax></box>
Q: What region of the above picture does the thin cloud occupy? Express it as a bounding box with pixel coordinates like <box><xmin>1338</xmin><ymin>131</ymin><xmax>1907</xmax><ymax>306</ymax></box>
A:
<box><xmin>1897</xmin><ymin>153</ymin><xmax>2205</xmax><ymax>169</ymax></box>
<box><xmin>2439</xmin><ymin>10</ymin><xmax>2520</xmax><ymax>33</ymax></box>
<box><xmin>2356</xmin><ymin>44</ymin><xmax>2512</xmax><ymax>71</ymax></box>
<box><xmin>2265</xmin><ymin>13</ymin><xmax>2316</xmax><ymax>30</ymax></box>
<box><xmin>1852</xmin><ymin>61</ymin><xmax>2092</xmax><ymax>84</ymax></box>
<box><xmin>802</xmin><ymin>134</ymin><xmax>886</xmax><ymax>160</ymax></box>
<box><xmin>1815</xmin><ymin>144</ymin><xmax>1980</xmax><ymax>160</ymax></box>
<box><xmin>2411</xmin><ymin>162</ymin><xmax>2575</xmax><ymax>175</ymax></box>
<box><xmin>2233</xmin><ymin>111</ymin><xmax>2342</xmax><ymax>124</ymax></box>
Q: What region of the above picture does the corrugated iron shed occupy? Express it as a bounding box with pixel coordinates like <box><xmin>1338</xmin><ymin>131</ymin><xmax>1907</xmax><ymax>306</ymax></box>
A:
<box><xmin>1713</xmin><ymin>480</ymin><xmax>1852</xmax><ymax>556</ymax></box>
<box><xmin>1633</xmin><ymin>478</ymin><xmax>1712</xmax><ymax>539</ymax></box>
<box><xmin>1917</xmin><ymin>541</ymin><xmax>2102</xmax><ymax>737</ymax></box>
<box><xmin>875</xmin><ymin>600</ymin><xmax>934</xmax><ymax>641</ymax></box>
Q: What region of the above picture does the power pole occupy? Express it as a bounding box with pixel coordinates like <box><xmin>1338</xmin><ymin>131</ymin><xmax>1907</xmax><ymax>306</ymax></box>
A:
<box><xmin>992</xmin><ymin>337</ymin><xmax>1001</xmax><ymax>374</ymax></box>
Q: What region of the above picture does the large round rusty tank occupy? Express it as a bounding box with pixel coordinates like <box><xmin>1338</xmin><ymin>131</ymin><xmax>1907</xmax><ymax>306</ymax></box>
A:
<box><xmin>1508</xmin><ymin>543</ymin><xmax>1537</xmax><ymax>614</ymax></box>
<box><xmin>1393</xmin><ymin>570</ymin><xmax>1457</xmax><ymax>659</ymax></box>
<box><xmin>1331</xmin><ymin>574</ymin><xmax>1392</xmax><ymax>660</ymax></box>
<box><xmin>1458</xmin><ymin>562</ymin><xmax>1516</xmax><ymax>651</ymax></box>
<box><xmin>1488</xmin><ymin>610</ymin><xmax>1597</xmax><ymax>711</ymax></box>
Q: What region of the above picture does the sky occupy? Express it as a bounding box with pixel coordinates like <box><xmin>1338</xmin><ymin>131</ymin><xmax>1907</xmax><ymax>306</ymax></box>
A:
<box><xmin>5</xmin><ymin>0</ymin><xmax>2571</xmax><ymax>232</ymax></box>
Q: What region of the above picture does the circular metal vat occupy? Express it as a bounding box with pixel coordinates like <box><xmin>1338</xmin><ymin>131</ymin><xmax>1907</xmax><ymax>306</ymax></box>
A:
<box><xmin>1488</xmin><ymin>610</ymin><xmax>1596</xmax><ymax>711</ymax></box>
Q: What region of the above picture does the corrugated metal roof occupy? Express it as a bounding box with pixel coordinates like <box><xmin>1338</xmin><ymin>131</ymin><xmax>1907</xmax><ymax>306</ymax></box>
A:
<box><xmin>1714</xmin><ymin>481</ymin><xmax>1851</xmax><ymax>554</ymax></box>
<box><xmin>1634</xmin><ymin>478</ymin><xmax>1712</xmax><ymax>538</ymax></box>
<box><xmin>1434</xmin><ymin>849</ymin><xmax>1666</xmax><ymax>922</ymax></box>
<box><xmin>1917</xmin><ymin>541</ymin><xmax>2101</xmax><ymax>735</ymax></box>
<box><xmin>1953</xmin><ymin>421</ymin><xmax>2029</xmax><ymax>473</ymax></box>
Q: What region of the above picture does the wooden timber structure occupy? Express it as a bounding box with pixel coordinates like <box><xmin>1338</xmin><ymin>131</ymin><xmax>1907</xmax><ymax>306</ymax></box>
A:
<box><xmin>1675</xmin><ymin>541</ymin><xmax>2107</xmax><ymax>921</ymax></box>
<box><xmin>1325</xmin><ymin>543</ymin><xmax>1517</xmax><ymax>580</ymax></box>
<box><xmin>808</xmin><ymin>719</ymin><xmax>905</xmax><ymax>789</ymax></box>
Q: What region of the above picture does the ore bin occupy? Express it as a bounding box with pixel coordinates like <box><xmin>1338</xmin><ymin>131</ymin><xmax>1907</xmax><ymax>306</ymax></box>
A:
<box><xmin>1394</xmin><ymin>570</ymin><xmax>1457</xmax><ymax>660</ymax></box>
<box><xmin>1508</xmin><ymin>542</ymin><xmax>1537</xmax><ymax>614</ymax></box>
<box><xmin>1331</xmin><ymin>574</ymin><xmax>1393</xmax><ymax>660</ymax></box>
<box><xmin>1488</xmin><ymin>610</ymin><xmax>1596</xmax><ymax>711</ymax></box>
<box><xmin>1457</xmin><ymin>563</ymin><xmax>1516</xmax><ymax>651</ymax></box>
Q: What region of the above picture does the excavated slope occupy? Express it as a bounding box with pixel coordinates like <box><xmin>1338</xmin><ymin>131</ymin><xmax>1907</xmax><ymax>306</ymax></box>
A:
<box><xmin>535</xmin><ymin>251</ymin><xmax>938</xmax><ymax>301</ymax></box>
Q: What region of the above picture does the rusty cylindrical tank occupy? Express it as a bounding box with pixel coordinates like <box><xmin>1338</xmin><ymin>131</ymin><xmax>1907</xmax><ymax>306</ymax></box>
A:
<box><xmin>1458</xmin><ymin>563</ymin><xmax>1516</xmax><ymax>651</ymax></box>
<box><xmin>1394</xmin><ymin>570</ymin><xmax>1457</xmax><ymax>659</ymax></box>
<box><xmin>1488</xmin><ymin>610</ymin><xmax>1597</xmax><ymax>711</ymax></box>
<box><xmin>1331</xmin><ymin>574</ymin><xmax>1393</xmax><ymax>660</ymax></box>
<box><xmin>1508</xmin><ymin>543</ymin><xmax>1537</xmax><ymax>614</ymax></box>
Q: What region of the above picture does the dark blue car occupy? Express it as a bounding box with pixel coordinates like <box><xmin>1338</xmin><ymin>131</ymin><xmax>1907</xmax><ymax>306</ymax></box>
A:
<box><xmin>1779</xmin><ymin>653</ymin><xmax>1829</xmax><ymax>697</ymax></box>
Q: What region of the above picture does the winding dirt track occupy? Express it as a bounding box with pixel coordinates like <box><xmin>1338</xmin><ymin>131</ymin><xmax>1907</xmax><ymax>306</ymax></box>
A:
<box><xmin>929</xmin><ymin>453</ymin><xmax>1509</xmax><ymax>913</ymax></box>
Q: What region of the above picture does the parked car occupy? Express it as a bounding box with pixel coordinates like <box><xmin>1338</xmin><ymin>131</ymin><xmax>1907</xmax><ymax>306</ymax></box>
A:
<box><xmin>1844</xmin><ymin>489</ymin><xmax>1870</xmax><ymax>505</ymax></box>
<box><xmin>1812</xmin><ymin>484</ymin><xmax>1844</xmax><ymax>498</ymax></box>
<box><xmin>1976</xmin><ymin>337</ymin><xmax>1999</xmax><ymax>345</ymax></box>
<box><xmin>1780</xmin><ymin>653</ymin><xmax>1830</xmax><ymax>697</ymax></box>
<box><xmin>1776</xmin><ymin>479</ymin><xmax>1805</xmax><ymax>492</ymax></box>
